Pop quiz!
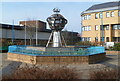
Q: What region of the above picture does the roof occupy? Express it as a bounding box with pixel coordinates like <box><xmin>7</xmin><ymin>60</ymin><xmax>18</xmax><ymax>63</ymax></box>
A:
<box><xmin>0</xmin><ymin>23</ymin><xmax>24</xmax><ymax>30</ymax></box>
<box><xmin>86</xmin><ymin>1</ymin><xmax>120</xmax><ymax>11</ymax></box>
<box><xmin>0</xmin><ymin>23</ymin><xmax>51</xmax><ymax>33</ymax></box>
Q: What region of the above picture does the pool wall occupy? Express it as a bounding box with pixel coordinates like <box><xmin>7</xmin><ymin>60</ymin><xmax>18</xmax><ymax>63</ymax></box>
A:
<box><xmin>7</xmin><ymin>52</ymin><xmax>106</xmax><ymax>64</ymax></box>
<box><xmin>7</xmin><ymin>45</ymin><xmax>106</xmax><ymax>64</ymax></box>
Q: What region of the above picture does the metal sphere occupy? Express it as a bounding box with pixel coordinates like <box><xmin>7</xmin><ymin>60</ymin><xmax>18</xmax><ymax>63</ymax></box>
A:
<box><xmin>47</xmin><ymin>14</ymin><xmax>67</xmax><ymax>31</ymax></box>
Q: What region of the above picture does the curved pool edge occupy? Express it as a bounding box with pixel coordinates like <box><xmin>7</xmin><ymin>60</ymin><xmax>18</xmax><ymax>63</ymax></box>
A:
<box><xmin>7</xmin><ymin>52</ymin><xmax>106</xmax><ymax>64</ymax></box>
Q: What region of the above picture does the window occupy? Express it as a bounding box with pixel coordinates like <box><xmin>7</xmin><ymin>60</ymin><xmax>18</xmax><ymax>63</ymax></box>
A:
<box><xmin>82</xmin><ymin>38</ymin><xmax>84</xmax><ymax>41</ymax></box>
<box><xmin>113</xmin><ymin>25</ymin><xmax>120</xmax><ymax>30</ymax></box>
<box><xmin>85</xmin><ymin>26</ymin><xmax>87</xmax><ymax>31</ymax></box>
<box><xmin>83</xmin><ymin>15</ymin><xmax>91</xmax><ymax>20</ymax></box>
<box><xmin>106</xmin><ymin>12</ymin><xmax>110</xmax><ymax>17</ymax></box>
<box><xmin>106</xmin><ymin>25</ymin><xmax>109</xmax><ymax>30</ymax></box>
<box><xmin>86</xmin><ymin>15</ymin><xmax>89</xmax><ymax>20</ymax></box>
<box><xmin>106</xmin><ymin>37</ymin><xmax>109</xmax><ymax>42</ymax></box>
<box><xmin>89</xmin><ymin>38</ymin><xmax>91</xmax><ymax>41</ymax></box>
<box><xmin>88</xmin><ymin>15</ymin><xmax>91</xmax><ymax>19</ymax></box>
<box><xmin>86</xmin><ymin>26</ymin><xmax>88</xmax><ymax>31</ymax></box>
<box><xmin>99</xmin><ymin>12</ymin><xmax>103</xmax><ymax>18</ymax></box>
<box><xmin>118</xmin><ymin>11</ymin><xmax>120</xmax><ymax>16</ymax></box>
<box><xmin>88</xmin><ymin>26</ymin><xmax>91</xmax><ymax>31</ymax></box>
<box><xmin>113</xmin><ymin>25</ymin><xmax>118</xmax><ymax>30</ymax></box>
<box><xmin>118</xmin><ymin>25</ymin><xmax>120</xmax><ymax>29</ymax></box>
<box><xmin>82</xmin><ymin>26</ymin><xmax>91</xmax><ymax>31</ymax></box>
<box><xmin>113</xmin><ymin>37</ymin><xmax>120</xmax><ymax>42</ymax></box>
<box><xmin>83</xmin><ymin>16</ymin><xmax>86</xmax><ymax>20</ymax></box>
<box><xmin>82</xmin><ymin>27</ymin><xmax>85</xmax><ymax>31</ymax></box>
<box><xmin>100</xmin><ymin>37</ymin><xmax>105</xmax><ymax>42</ymax></box>
<box><xmin>95</xmin><ymin>37</ymin><xmax>98</xmax><ymax>42</ymax></box>
<box><xmin>82</xmin><ymin>16</ymin><xmax>83</xmax><ymax>20</ymax></box>
<box><xmin>82</xmin><ymin>37</ymin><xmax>91</xmax><ymax>41</ymax></box>
<box><xmin>95</xmin><ymin>25</ymin><xmax>99</xmax><ymax>30</ymax></box>
<box><xmin>87</xmin><ymin>37</ymin><xmax>91</xmax><ymax>41</ymax></box>
<box><xmin>83</xmin><ymin>16</ymin><xmax>85</xmax><ymax>20</ymax></box>
<box><xmin>111</xmin><ymin>12</ymin><xmax>114</xmax><ymax>17</ymax></box>
<box><xmin>100</xmin><ymin>25</ymin><xmax>104</xmax><ymax>30</ymax></box>
<box><xmin>95</xmin><ymin>13</ymin><xmax>99</xmax><ymax>19</ymax></box>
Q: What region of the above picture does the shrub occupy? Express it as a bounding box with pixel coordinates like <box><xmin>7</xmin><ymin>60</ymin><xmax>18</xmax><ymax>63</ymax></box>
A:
<box><xmin>90</xmin><ymin>68</ymin><xmax>119</xmax><ymax>80</ymax></box>
<box><xmin>2</xmin><ymin>66</ymin><xmax>78</xmax><ymax>80</ymax></box>
<box><xmin>76</xmin><ymin>41</ymin><xmax>98</xmax><ymax>46</ymax></box>
<box><xmin>113</xmin><ymin>43</ymin><xmax>120</xmax><ymax>51</ymax></box>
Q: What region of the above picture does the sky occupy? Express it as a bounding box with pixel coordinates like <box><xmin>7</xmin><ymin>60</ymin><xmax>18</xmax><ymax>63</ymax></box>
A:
<box><xmin>1</xmin><ymin>0</ymin><xmax>118</xmax><ymax>33</ymax></box>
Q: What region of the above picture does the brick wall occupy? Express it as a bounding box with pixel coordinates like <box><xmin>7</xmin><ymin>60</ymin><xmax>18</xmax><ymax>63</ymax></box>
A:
<box><xmin>7</xmin><ymin>53</ymin><xmax>106</xmax><ymax>64</ymax></box>
<box><xmin>106</xmin><ymin>51</ymin><xmax>120</xmax><ymax>55</ymax></box>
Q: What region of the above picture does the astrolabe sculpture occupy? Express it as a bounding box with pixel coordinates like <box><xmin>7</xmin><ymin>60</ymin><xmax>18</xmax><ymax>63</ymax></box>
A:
<box><xmin>46</xmin><ymin>8</ymin><xmax>68</xmax><ymax>47</ymax></box>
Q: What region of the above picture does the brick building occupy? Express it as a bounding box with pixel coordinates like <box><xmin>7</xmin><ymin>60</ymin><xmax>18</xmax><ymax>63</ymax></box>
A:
<box><xmin>81</xmin><ymin>1</ymin><xmax>120</xmax><ymax>43</ymax></box>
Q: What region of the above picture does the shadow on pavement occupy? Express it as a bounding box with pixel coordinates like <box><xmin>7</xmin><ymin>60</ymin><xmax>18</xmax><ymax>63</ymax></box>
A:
<box><xmin>2</xmin><ymin>61</ymin><xmax>22</xmax><ymax>76</ymax></box>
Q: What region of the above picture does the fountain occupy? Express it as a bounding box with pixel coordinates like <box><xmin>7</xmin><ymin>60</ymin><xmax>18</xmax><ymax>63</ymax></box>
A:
<box><xmin>7</xmin><ymin>8</ymin><xmax>106</xmax><ymax>64</ymax></box>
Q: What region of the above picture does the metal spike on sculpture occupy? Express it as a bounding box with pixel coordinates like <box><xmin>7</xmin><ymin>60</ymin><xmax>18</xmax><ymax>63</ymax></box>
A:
<box><xmin>46</xmin><ymin>8</ymin><xmax>68</xmax><ymax>47</ymax></box>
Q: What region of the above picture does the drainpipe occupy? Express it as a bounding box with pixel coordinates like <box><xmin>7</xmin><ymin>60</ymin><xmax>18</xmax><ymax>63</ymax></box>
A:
<box><xmin>100</xmin><ymin>12</ymin><xmax>104</xmax><ymax>45</ymax></box>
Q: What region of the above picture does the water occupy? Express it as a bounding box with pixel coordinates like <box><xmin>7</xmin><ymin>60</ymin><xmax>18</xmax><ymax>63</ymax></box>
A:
<box><xmin>8</xmin><ymin>45</ymin><xmax>105</xmax><ymax>56</ymax></box>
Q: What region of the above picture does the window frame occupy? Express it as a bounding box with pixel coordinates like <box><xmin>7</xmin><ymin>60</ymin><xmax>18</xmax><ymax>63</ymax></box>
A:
<box><xmin>95</xmin><ymin>37</ymin><xmax>98</xmax><ymax>42</ymax></box>
<box><xmin>106</xmin><ymin>12</ymin><xmax>110</xmax><ymax>17</ymax></box>
<box><xmin>111</xmin><ymin>11</ymin><xmax>114</xmax><ymax>17</ymax></box>
<box><xmin>106</xmin><ymin>25</ymin><xmax>109</xmax><ymax>30</ymax></box>
<box><xmin>95</xmin><ymin>13</ymin><xmax>99</xmax><ymax>19</ymax></box>
<box><xmin>95</xmin><ymin>25</ymin><xmax>99</xmax><ymax>30</ymax></box>
<box><xmin>99</xmin><ymin>12</ymin><xmax>103</xmax><ymax>18</ymax></box>
<box><xmin>118</xmin><ymin>11</ymin><xmax>120</xmax><ymax>16</ymax></box>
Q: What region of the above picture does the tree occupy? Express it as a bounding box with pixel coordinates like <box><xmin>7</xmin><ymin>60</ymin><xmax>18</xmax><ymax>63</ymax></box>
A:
<box><xmin>26</xmin><ymin>26</ymin><xmax>35</xmax><ymax>45</ymax></box>
<box><xmin>25</xmin><ymin>20</ymin><xmax>36</xmax><ymax>45</ymax></box>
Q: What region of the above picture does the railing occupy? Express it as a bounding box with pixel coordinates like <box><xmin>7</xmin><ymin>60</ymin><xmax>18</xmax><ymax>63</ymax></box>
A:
<box><xmin>8</xmin><ymin>45</ymin><xmax>105</xmax><ymax>56</ymax></box>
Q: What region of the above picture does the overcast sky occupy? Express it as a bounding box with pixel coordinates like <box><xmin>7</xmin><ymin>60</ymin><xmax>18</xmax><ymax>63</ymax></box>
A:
<box><xmin>1</xmin><ymin>0</ymin><xmax>118</xmax><ymax>33</ymax></box>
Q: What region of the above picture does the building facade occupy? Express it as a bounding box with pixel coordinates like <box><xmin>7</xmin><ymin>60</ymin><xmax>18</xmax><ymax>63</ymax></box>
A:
<box><xmin>19</xmin><ymin>20</ymin><xmax>46</xmax><ymax>31</ymax></box>
<box><xmin>81</xmin><ymin>1</ymin><xmax>120</xmax><ymax>43</ymax></box>
<box><xmin>0</xmin><ymin>20</ymin><xmax>80</xmax><ymax>46</ymax></box>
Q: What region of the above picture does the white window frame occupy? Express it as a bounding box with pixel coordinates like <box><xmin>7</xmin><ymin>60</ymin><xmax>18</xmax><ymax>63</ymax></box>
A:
<box><xmin>95</xmin><ymin>25</ymin><xmax>99</xmax><ymax>30</ymax></box>
<box><xmin>86</xmin><ymin>15</ymin><xmax>88</xmax><ymax>20</ymax></box>
<box><xmin>82</xmin><ymin>27</ymin><xmax>84</xmax><ymax>31</ymax></box>
<box><xmin>111</xmin><ymin>11</ymin><xmax>114</xmax><ymax>17</ymax></box>
<box><xmin>85</xmin><ymin>26</ymin><xmax>87</xmax><ymax>31</ymax></box>
<box><xmin>82</xmin><ymin>16</ymin><xmax>85</xmax><ymax>20</ymax></box>
<box><xmin>85</xmin><ymin>15</ymin><xmax>87</xmax><ymax>20</ymax></box>
<box><xmin>118</xmin><ymin>25</ymin><xmax>120</xmax><ymax>29</ymax></box>
<box><xmin>88</xmin><ymin>26</ymin><xmax>91</xmax><ymax>31</ymax></box>
<box><xmin>99</xmin><ymin>12</ymin><xmax>103</xmax><ymax>18</ymax></box>
<box><xmin>113</xmin><ymin>25</ymin><xmax>118</xmax><ymax>30</ymax></box>
<box><xmin>106</xmin><ymin>25</ymin><xmax>109</xmax><ymax>30</ymax></box>
<box><xmin>106</xmin><ymin>12</ymin><xmax>110</xmax><ymax>17</ymax></box>
<box><xmin>95</xmin><ymin>37</ymin><xmax>98</xmax><ymax>42</ymax></box>
<box><xmin>118</xmin><ymin>11</ymin><xmax>120</xmax><ymax>16</ymax></box>
<box><xmin>89</xmin><ymin>37</ymin><xmax>91</xmax><ymax>41</ymax></box>
<box><xmin>95</xmin><ymin>13</ymin><xmax>99</xmax><ymax>19</ymax></box>
<box><xmin>82</xmin><ymin>38</ymin><xmax>85</xmax><ymax>41</ymax></box>
<box><xmin>88</xmin><ymin>15</ymin><xmax>91</xmax><ymax>20</ymax></box>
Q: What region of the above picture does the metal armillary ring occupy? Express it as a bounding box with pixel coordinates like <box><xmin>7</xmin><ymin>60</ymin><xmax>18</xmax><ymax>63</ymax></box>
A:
<box><xmin>47</xmin><ymin>8</ymin><xmax>68</xmax><ymax>31</ymax></box>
